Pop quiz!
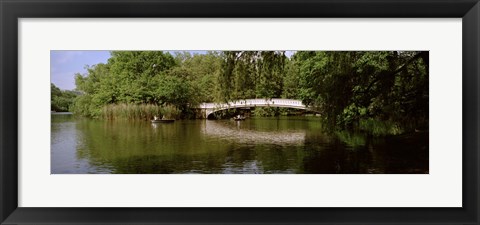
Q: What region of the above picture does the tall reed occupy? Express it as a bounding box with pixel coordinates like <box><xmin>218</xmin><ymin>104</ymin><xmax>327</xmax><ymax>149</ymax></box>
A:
<box><xmin>102</xmin><ymin>104</ymin><xmax>180</xmax><ymax>120</ymax></box>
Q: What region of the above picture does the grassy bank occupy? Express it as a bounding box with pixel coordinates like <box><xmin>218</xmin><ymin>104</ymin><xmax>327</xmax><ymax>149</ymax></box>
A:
<box><xmin>102</xmin><ymin>104</ymin><xmax>181</xmax><ymax>120</ymax></box>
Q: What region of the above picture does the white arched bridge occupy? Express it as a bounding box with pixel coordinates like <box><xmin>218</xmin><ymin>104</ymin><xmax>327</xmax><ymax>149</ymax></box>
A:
<box><xmin>195</xmin><ymin>98</ymin><xmax>318</xmax><ymax>118</ymax></box>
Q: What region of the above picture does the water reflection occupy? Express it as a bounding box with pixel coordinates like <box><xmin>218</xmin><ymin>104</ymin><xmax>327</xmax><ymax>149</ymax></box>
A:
<box><xmin>222</xmin><ymin>160</ymin><xmax>264</xmax><ymax>174</ymax></box>
<box><xmin>203</xmin><ymin>120</ymin><xmax>306</xmax><ymax>145</ymax></box>
<box><xmin>51</xmin><ymin>115</ymin><xmax>428</xmax><ymax>174</ymax></box>
<box><xmin>51</xmin><ymin>114</ymin><xmax>112</xmax><ymax>174</ymax></box>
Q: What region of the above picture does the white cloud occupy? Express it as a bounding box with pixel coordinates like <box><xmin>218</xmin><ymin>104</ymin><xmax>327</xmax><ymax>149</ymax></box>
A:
<box><xmin>285</xmin><ymin>51</ymin><xmax>297</xmax><ymax>58</ymax></box>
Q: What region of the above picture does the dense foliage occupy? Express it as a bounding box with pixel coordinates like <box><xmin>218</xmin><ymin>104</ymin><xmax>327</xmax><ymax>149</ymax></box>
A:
<box><xmin>293</xmin><ymin>51</ymin><xmax>428</xmax><ymax>135</ymax></box>
<box><xmin>70</xmin><ymin>51</ymin><xmax>428</xmax><ymax>135</ymax></box>
<box><xmin>51</xmin><ymin>83</ymin><xmax>78</xmax><ymax>112</ymax></box>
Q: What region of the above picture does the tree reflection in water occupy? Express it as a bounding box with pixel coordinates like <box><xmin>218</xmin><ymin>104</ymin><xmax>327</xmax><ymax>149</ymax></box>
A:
<box><xmin>51</xmin><ymin>116</ymin><xmax>428</xmax><ymax>174</ymax></box>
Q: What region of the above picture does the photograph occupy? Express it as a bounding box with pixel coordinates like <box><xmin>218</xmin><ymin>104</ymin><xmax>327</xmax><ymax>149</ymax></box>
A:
<box><xmin>3</xmin><ymin>0</ymin><xmax>477</xmax><ymax>223</ymax></box>
<box><xmin>51</xmin><ymin>50</ymin><xmax>429</xmax><ymax>174</ymax></box>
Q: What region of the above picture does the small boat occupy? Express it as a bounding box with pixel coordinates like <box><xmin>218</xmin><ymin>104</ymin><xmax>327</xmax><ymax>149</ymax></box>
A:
<box><xmin>151</xmin><ymin>119</ymin><xmax>175</xmax><ymax>123</ymax></box>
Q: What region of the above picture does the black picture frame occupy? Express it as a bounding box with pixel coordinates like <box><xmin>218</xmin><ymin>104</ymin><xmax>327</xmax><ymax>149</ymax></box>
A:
<box><xmin>1</xmin><ymin>0</ymin><xmax>479</xmax><ymax>224</ymax></box>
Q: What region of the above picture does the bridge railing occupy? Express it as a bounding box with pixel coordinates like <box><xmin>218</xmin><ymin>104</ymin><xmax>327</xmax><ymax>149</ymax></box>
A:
<box><xmin>198</xmin><ymin>98</ymin><xmax>305</xmax><ymax>109</ymax></box>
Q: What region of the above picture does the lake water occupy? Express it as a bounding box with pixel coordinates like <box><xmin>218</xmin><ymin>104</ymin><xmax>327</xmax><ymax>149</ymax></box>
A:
<box><xmin>51</xmin><ymin>114</ymin><xmax>428</xmax><ymax>174</ymax></box>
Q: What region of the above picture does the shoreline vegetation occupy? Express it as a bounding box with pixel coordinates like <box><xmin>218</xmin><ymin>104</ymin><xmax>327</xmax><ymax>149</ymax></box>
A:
<box><xmin>51</xmin><ymin>51</ymin><xmax>429</xmax><ymax>136</ymax></box>
<box><xmin>101</xmin><ymin>104</ymin><xmax>180</xmax><ymax>120</ymax></box>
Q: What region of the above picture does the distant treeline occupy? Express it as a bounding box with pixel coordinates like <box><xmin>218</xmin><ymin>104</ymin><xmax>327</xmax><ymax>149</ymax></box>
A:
<box><xmin>61</xmin><ymin>51</ymin><xmax>428</xmax><ymax>135</ymax></box>
<box><xmin>51</xmin><ymin>83</ymin><xmax>79</xmax><ymax>112</ymax></box>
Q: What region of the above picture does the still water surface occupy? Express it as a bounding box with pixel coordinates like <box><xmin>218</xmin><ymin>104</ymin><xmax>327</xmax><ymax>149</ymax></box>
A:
<box><xmin>51</xmin><ymin>114</ymin><xmax>428</xmax><ymax>174</ymax></box>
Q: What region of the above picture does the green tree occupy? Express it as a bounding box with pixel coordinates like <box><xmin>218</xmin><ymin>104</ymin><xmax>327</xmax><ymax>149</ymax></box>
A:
<box><xmin>51</xmin><ymin>83</ymin><xmax>78</xmax><ymax>112</ymax></box>
<box><xmin>72</xmin><ymin>51</ymin><xmax>178</xmax><ymax>117</ymax></box>
<box><xmin>294</xmin><ymin>51</ymin><xmax>428</xmax><ymax>134</ymax></box>
<box><xmin>217</xmin><ymin>51</ymin><xmax>287</xmax><ymax>102</ymax></box>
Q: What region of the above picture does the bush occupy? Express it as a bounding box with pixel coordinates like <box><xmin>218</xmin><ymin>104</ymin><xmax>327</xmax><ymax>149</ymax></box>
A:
<box><xmin>252</xmin><ymin>107</ymin><xmax>278</xmax><ymax>117</ymax></box>
<box><xmin>358</xmin><ymin>118</ymin><xmax>403</xmax><ymax>136</ymax></box>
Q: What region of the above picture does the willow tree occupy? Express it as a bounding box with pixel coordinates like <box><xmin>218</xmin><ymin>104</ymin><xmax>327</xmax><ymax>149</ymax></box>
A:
<box><xmin>218</xmin><ymin>51</ymin><xmax>287</xmax><ymax>102</ymax></box>
<box><xmin>295</xmin><ymin>51</ymin><xmax>428</xmax><ymax>134</ymax></box>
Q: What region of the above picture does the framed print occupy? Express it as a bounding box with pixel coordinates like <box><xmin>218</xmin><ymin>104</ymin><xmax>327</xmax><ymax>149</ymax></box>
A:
<box><xmin>1</xmin><ymin>0</ymin><xmax>479</xmax><ymax>224</ymax></box>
